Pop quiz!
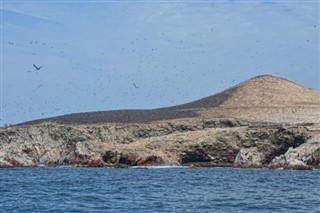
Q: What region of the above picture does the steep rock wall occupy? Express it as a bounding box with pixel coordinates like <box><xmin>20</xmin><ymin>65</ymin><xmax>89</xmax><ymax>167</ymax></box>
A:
<box><xmin>0</xmin><ymin>119</ymin><xmax>319</xmax><ymax>168</ymax></box>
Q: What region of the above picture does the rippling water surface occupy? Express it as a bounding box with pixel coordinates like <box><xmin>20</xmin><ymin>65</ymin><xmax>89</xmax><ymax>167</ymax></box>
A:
<box><xmin>1</xmin><ymin>167</ymin><xmax>319</xmax><ymax>212</ymax></box>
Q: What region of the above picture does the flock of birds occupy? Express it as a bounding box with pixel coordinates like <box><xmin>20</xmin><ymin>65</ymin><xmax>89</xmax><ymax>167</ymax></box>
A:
<box><xmin>5</xmin><ymin>38</ymin><xmax>199</xmax><ymax>124</ymax></box>
<box><xmin>3</xmin><ymin>21</ymin><xmax>316</xmax><ymax>125</ymax></box>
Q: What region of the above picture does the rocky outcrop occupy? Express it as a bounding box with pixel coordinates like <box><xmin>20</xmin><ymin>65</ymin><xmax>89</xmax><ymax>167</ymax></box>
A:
<box><xmin>271</xmin><ymin>131</ymin><xmax>320</xmax><ymax>166</ymax></box>
<box><xmin>234</xmin><ymin>147</ymin><xmax>265</xmax><ymax>166</ymax></box>
<box><xmin>1</xmin><ymin>119</ymin><xmax>319</xmax><ymax>168</ymax></box>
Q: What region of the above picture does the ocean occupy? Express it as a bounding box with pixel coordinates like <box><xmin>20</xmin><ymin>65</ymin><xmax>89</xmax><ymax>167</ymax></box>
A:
<box><xmin>1</xmin><ymin>167</ymin><xmax>319</xmax><ymax>213</ymax></box>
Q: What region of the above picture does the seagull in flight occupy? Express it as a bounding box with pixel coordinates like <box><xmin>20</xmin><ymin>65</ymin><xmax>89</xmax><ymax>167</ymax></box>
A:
<box><xmin>36</xmin><ymin>84</ymin><xmax>45</xmax><ymax>89</ymax></box>
<box><xmin>33</xmin><ymin>84</ymin><xmax>46</xmax><ymax>92</ymax></box>
<box><xmin>133</xmin><ymin>83</ymin><xmax>140</xmax><ymax>89</ymax></box>
<box><xmin>33</xmin><ymin>64</ymin><xmax>44</xmax><ymax>71</ymax></box>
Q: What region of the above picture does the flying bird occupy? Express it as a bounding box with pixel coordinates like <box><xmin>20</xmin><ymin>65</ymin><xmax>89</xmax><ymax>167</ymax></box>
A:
<box><xmin>36</xmin><ymin>84</ymin><xmax>45</xmax><ymax>89</ymax></box>
<box><xmin>33</xmin><ymin>64</ymin><xmax>44</xmax><ymax>70</ymax></box>
<box><xmin>133</xmin><ymin>83</ymin><xmax>139</xmax><ymax>89</ymax></box>
<box><xmin>33</xmin><ymin>84</ymin><xmax>46</xmax><ymax>92</ymax></box>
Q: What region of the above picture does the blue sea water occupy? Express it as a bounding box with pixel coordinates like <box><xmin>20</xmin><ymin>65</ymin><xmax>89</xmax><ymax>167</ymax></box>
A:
<box><xmin>0</xmin><ymin>167</ymin><xmax>319</xmax><ymax>213</ymax></box>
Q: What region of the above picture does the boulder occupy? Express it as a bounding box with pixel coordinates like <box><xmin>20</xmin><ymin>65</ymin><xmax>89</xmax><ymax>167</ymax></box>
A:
<box><xmin>136</xmin><ymin>155</ymin><xmax>163</xmax><ymax>166</ymax></box>
<box><xmin>234</xmin><ymin>147</ymin><xmax>265</xmax><ymax>165</ymax></box>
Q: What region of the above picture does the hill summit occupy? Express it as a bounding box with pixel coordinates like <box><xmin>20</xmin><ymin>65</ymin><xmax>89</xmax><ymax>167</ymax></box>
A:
<box><xmin>220</xmin><ymin>75</ymin><xmax>319</xmax><ymax>108</ymax></box>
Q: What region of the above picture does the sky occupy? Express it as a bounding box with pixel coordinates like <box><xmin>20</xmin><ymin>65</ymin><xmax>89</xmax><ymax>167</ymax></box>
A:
<box><xmin>1</xmin><ymin>0</ymin><xmax>319</xmax><ymax>125</ymax></box>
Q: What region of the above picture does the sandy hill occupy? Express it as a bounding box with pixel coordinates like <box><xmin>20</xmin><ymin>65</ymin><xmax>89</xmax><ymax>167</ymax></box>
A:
<box><xmin>197</xmin><ymin>75</ymin><xmax>320</xmax><ymax>123</ymax></box>
<box><xmin>221</xmin><ymin>75</ymin><xmax>319</xmax><ymax>108</ymax></box>
<box><xmin>19</xmin><ymin>75</ymin><xmax>320</xmax><ymax>125</ymax></box>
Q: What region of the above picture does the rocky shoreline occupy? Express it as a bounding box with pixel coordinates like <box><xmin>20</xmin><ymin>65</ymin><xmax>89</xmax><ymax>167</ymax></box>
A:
<box><xmin>1</xmin><ymin>118</ymin><xmax>319</xmax><ymax>169</ymax></box>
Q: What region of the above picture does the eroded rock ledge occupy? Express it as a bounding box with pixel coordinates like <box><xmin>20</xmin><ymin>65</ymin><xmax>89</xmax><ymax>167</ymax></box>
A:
<box><xmin>1</xmin><ymin>118</ymin><xmax>319</xmax><ymax>169</ymax></box>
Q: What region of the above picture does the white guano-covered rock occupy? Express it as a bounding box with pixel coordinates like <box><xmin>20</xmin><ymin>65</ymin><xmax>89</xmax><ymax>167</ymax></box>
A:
<box><xmin>271</xmin><ymin>133</ymin><xmax>320</xmax><ymax>166</ymax></box>
<box><xmin>234</xmin><ymin>147</ymin><xmax>265</xmax><ymax>165</ymax></box>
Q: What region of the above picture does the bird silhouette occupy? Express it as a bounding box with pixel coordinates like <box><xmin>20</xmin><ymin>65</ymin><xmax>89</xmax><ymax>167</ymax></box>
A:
<box><xmin>36</xmin><ymin>84</ymin><xmax>45</xmax><ymax>89</ymax></box>
<box><xmin>32</xmin><ymin>84</ymin><xmax>45</xmax><ymax>92</ymax></box>
<box><xmin>133</xmin><ymin>83</ymin><xmax>139</xmax><ymax>89</ymax></box>
<box><xmin>33</xmin><ymin>64</ymin><xmax>44</xmax><ymax>70</ymax></box>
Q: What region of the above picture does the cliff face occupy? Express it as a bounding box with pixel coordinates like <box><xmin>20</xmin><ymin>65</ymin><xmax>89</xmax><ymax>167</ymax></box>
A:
<box><xmin>1</xmin><ymin>119</ymin><xmax>319</xmax><ymax>168</ymax></box>
<box><xmin>1</xmin><ymin>75</ymin><xmax>320</xmax><ymax>168</ymax></box>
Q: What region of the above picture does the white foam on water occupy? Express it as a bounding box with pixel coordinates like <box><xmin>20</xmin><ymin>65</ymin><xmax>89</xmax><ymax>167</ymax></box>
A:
<box><xmin>56</xmin><ymin>165</ymin><xmax>75</xmax><ymax>168</ymax></box>
<box><xmin>131</xmin><ymin>165</ymin><xmax>187</xmax><ymax>169</ymax></box>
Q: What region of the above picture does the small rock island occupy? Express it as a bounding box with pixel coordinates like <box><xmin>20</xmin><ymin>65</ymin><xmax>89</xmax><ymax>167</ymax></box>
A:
<box><xmin>1</xmin><ymin>75</ymin><xmax>320</xmax><ymax>169</ymax></box>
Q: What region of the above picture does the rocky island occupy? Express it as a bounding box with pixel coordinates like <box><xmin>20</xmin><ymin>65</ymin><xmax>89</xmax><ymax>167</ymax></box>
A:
<box><xmin>1</xmin><ymin>75</ymin><xmax>320</xmax><ymax>169</ymax></box>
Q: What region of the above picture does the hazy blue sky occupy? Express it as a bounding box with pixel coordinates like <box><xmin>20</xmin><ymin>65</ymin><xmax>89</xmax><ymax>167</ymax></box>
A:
<box><xmin>1</xmin><ymin>0</ymin><xmax>319</xmax><ymax>125</ymax></box>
